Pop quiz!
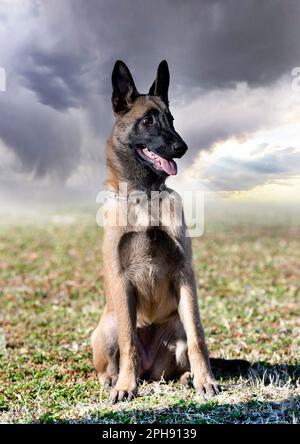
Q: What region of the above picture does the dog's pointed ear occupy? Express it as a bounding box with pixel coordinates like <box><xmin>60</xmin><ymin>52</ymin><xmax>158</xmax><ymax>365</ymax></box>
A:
<box><xmin>148</xmin><ymin>60</ymin><xmax>170</xmax><ymax>106</ymax></box>
<box><xmin>112</xmin><ymin>60</ymin><xmax>139</xmax><ymax>114</ymax></box>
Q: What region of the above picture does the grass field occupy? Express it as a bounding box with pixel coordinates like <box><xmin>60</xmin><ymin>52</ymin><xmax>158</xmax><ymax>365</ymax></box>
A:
<box><xmin>0</xmin><ymin>216</ymin><xmax>299</xmax><ymax>423</ymax></box>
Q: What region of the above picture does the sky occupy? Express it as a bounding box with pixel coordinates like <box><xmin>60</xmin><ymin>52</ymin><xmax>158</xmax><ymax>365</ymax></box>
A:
<box><xmin>0</xmin><ymin>0</ymin><xmax>300</xmax><ymax>213</ymax></box>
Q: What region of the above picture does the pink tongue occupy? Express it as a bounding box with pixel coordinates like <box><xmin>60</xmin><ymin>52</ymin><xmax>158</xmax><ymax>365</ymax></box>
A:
<box><xmin>158</xmin><ymin>157</ymin><xmax>177</xmax><ymax>175</ymax></box>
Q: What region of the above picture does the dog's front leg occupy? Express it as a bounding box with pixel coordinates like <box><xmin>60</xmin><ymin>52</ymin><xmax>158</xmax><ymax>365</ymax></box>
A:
<box><xmin>109</xmin><ymin>274</ymin><xmax>139</xmax><ymax>403</ymax></box>
<box><xmin>178</xmin><ymin>270</ymin><xmax>221</xmax><ymax>397</ymax></box>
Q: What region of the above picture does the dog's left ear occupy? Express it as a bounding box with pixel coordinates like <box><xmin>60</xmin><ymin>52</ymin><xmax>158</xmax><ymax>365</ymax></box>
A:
<box><xmin>112</xmin><ymin>60</ymin><xmax>139</xmax><ymax>115</ymax></box>
<box><xmin>149</xmin><ymin>60</ymin><xmax>170</xmax><ymax>106</ymax></box>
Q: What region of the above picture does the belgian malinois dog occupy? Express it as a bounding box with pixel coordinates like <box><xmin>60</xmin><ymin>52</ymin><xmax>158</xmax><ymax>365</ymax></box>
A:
<box><xmin>92</xmin><ymin>60</ymin><xmax>221</xmax><ymax>403</ymax></box>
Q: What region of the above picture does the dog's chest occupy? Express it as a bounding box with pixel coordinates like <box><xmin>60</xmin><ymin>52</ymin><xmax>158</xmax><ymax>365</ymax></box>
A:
<box><xmin>117</xmin><ymin>226</ymin><xmax>184</xmax><ymax>324</ymax></box>
<box><xmin>105</xmin><ymin>191</ymin><xmax>186</xmax><ymax>317</ymax></box>
<box><xmin>118</xmin><ymin>227</ymin><xmax>184</xmax><ymax>276</ymax></box>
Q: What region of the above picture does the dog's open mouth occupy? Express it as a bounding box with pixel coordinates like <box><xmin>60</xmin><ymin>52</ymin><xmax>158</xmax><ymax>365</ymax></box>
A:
<box><xmin>137</xmin><ymin>146</ymin><xmax>177</xmax><ymax>176</ymax></box>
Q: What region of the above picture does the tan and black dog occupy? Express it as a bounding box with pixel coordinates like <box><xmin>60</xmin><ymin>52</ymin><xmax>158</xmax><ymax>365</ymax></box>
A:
<box><xmin>92</xmin><ymin>60</ymin><xmax>221</xmax><ymax>403</ymax></box>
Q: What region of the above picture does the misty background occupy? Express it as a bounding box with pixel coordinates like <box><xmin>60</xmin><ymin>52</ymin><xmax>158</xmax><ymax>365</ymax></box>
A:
<box><xmin>0</xmin><ymin>0</ymin><xmax>300</xmax><ymax>222</ymax></box>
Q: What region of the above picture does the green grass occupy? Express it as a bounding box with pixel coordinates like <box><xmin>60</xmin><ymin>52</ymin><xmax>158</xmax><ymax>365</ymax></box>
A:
<box><xmin>0</xmin><ymin>219</ymin><xmax>299</xmax><ymax>423</ymax></box>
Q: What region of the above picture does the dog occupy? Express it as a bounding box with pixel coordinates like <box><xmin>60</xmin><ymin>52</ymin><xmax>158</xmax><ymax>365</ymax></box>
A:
<box><xmin>91</xmin><ymin>60</ymin><xmax>221</xmax><ymax>403</ymax></box>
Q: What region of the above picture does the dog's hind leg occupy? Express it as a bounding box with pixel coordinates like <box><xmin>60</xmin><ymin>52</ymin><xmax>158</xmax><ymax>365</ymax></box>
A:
<box><xmin>91</xmin><ymin>308</ymin><xmax>119</xmax><ymax>388</ymax></box>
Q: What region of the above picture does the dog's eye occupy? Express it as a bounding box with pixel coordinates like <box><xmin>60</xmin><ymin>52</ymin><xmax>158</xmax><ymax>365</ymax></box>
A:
<box><xmin>142</xmin><ymin>116</ymin><xmax>154</xmax><ymax>126</ymax></box>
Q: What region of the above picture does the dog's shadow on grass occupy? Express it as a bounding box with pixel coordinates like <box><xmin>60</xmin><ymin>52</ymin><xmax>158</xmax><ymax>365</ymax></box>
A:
<box><xmin>210</xmin><ymin>357</ymin><xmax>251</xmax><ymax>379</ymax></box>
<box><xmin>210</xmin><ymin>357</ymin><xmax>299</xmax><ymax>383</ymax></box>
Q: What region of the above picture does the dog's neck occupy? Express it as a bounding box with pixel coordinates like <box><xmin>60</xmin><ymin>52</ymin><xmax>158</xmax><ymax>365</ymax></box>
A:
<box><xmin>105</xmin><ymin>166</ymin><xmax>166</xmax><ymax>196</ymax></box>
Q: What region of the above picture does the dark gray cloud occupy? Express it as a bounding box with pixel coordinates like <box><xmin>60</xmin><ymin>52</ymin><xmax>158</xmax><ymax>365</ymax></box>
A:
<box><xmin>19</xmin><ymin>50</ymin><xmax>92</xmax><ymax>111</ymax></box>
<box><xmin>0</xmin><ymin>87</ymin><xmax>81</xmax><ymax>179</ymax></box>
<box><xmin>0</xmin><ymin>0</ymin><xmax>300</xmax><ymax>190</ymax></box>
<box><xmin>19</xmin><ymin>0</ymin><xmax>300</xmax><ymax>105</ymax></box>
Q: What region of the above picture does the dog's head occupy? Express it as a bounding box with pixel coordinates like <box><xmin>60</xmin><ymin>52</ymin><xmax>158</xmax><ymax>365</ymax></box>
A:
<box><xmin>109</xmin><ymin>60</ymin><xmax>187</xmax><ymax>186</ymax></box>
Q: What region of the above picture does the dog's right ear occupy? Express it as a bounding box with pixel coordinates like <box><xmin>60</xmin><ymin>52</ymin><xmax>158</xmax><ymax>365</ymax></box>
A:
<box><xmin>111</xmin><ymin>61</ymin><xmax>139</xmax><ymax>115</ymax></box>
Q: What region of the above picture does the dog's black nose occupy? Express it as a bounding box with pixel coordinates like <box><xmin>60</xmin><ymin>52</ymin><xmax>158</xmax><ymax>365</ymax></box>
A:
<box><xmin>172</xmin><ymin>141</ymin><xmax>188</xmax><ymax>156</ymax></box>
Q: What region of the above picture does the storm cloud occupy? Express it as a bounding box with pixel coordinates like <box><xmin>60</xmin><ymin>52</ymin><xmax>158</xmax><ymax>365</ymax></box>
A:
<box><xmin>0</xmin><ymin>0</ymin><xmax>300</xmax><ymax>196</ymax></box>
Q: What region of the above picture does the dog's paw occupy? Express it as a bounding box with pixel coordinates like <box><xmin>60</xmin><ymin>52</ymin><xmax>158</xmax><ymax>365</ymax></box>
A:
<box><xmin>192</xmin><ymin>374</ymin><xmax>221</xmax><ymax>398</ymax></box>
<box><xmin>109</xmin><ymin>386</ymin><xmax>137</xmax><ymax>403</ymax></box>
<box><xmin>109</xmin><ymin>377</ymin><xmax>138</xmax><ymax>403</ymax></box>
<box><xmin>180</xmin><ymin>371</ymin><xmax>193</xmax><ymax>388</ymax></box>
